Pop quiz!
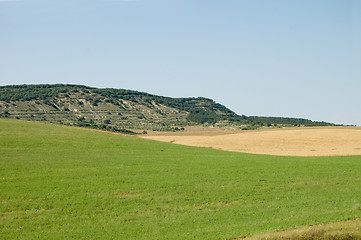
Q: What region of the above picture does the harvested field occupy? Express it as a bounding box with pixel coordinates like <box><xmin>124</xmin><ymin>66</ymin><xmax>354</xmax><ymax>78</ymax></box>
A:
<box><xmin>142</xmin><ymin>126</ymin><xmax>361</xmax><ymax>156</ymax></box>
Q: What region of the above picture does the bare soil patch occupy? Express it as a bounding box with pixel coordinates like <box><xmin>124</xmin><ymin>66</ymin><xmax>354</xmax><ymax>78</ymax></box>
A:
<box><xmin>141</xmin><ymin>126</ymin><xmax>361</xmax><ymax>156</ymax></box>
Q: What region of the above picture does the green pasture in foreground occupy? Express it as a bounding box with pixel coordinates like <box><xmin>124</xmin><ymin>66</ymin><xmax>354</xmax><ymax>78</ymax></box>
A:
<box><xmin>1</xmin><ymin>119</ymin><xmax>361</xmax><ymax>239</ymax></box>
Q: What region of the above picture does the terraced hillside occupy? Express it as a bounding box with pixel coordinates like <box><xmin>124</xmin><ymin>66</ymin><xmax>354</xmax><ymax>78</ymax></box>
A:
<box><xmin>0</xmin><ymin>84</ymin><xmax>334</xmax><ymax>131</ymax></box>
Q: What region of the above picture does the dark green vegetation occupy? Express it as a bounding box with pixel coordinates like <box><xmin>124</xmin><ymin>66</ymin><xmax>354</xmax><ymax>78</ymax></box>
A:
<box><xmin>0</xmin><ymin>84</ymin><xmax>334</xmax><ymax>132</ymax></box>
<box><xmin>1</xmin><ymin>119</ymin><xmax>360</xmax><ymax>239</ymax></box>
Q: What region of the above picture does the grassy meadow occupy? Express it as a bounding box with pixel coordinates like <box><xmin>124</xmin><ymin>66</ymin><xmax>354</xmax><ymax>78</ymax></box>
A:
<box><xmin>1</xmin><ymin>119</ymin><xmax>361</xmax><ymax>239</ymax></box>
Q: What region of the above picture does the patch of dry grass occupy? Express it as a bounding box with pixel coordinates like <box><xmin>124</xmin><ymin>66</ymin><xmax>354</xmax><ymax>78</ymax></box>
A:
<box><xmin>240</xmin><ymin>219</ymin><xmax>361</xmax><ymax>240</ymax></box>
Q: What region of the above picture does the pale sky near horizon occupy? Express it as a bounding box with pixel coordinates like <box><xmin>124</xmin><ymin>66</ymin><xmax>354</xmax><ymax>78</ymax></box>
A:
<box><xmin>1</xmin><ymin>0</ymin><xmax>361</xmax><ymax>125</ymax></box>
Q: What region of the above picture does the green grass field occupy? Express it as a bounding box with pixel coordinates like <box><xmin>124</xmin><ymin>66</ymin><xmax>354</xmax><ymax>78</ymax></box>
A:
<box><xmin>1</xmin><ymin>119</ymin><xmax>361</xmax><ymax>239</ymax></box>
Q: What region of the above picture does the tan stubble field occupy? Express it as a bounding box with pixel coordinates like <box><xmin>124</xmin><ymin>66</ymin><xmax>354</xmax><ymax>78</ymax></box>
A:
<box><xmin>141</xmin><ymin>126</ymin><xmax>361</xmax><ymax>156</ymax></box>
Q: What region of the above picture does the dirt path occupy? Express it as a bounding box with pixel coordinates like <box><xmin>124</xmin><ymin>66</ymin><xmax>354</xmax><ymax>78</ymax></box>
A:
<box><xmin>141</xmin><ymin>126</ymin><xmax>361</xmax><ymax>156</ymax></box>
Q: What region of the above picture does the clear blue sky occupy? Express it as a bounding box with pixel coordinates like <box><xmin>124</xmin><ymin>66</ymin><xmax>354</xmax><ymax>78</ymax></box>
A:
<box><xmin>1</xmin><ymin>0</ymin><xmax>360</xmax><ymax>125</ymax></box>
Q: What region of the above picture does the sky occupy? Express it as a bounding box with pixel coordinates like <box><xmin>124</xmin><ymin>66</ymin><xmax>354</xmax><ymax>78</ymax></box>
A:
<box><xmin>1</xmin><ymin>0</ymin><xmax>360</xmax><ymax>125</ymax></box>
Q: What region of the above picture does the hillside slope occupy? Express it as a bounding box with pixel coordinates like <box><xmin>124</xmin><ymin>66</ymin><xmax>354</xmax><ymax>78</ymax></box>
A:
<box><xmin>0</xmin><ymin>84</ymin><xmax>334</xmax><ymax>131</ymax></box>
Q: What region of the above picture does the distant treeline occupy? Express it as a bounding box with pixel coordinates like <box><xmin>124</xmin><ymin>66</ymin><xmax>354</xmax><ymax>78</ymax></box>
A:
<box><xmin>245</xmin><ymin>116</ymin><xmax>334</xmax><ymax>127</ymax></box>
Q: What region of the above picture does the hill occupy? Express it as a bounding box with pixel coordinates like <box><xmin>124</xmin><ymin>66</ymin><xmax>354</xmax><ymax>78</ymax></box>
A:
<box><xmin>0</xmin><ymin>84</ymin><xmax>334</xmax><ymax>132</ymax></box>
<box><xmin>1</xmin><ymin>119</ymin><xmax>361</xmax><ymax>239</ymax></box>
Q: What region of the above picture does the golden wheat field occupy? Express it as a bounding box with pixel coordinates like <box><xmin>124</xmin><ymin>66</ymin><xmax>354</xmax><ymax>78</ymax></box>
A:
<box><xmin>141</xmin><ymin>126</ymin><xmax>361</xmax><ymax>156</ymax></box>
